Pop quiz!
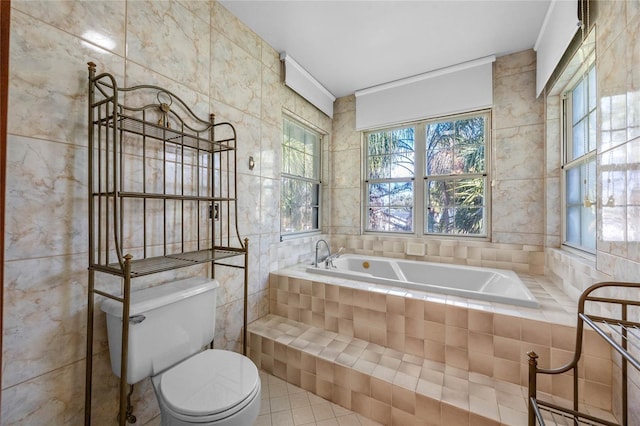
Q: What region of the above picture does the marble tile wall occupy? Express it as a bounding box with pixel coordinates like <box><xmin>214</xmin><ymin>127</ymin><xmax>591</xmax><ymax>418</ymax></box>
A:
<box><xmin>492</xmin><ymin>50</ymin><xmax>546</xmax><ymax>247</ymax></box>
<box><xmin>3</xmin><ymin>0</ymin><xmax>330</xmax><ymax>424</ymax></box>
<box><xmin>541</xmin><ymin>1</ymin><xmax>640</xmax><ymax>423</ymax></box>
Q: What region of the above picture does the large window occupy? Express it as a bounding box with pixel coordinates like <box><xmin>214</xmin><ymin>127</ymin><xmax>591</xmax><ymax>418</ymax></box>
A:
<box><xmin>281</xmin><ymin>117</ymin><xmax>321</xmax><ymax>236</ymax></box>
<box><xmin>563</xmin><ymin>65</ymin><xmax>596</xmax><ymax>252</ymax></box>
<box><xmin>365</xmin><ymin>111</ymin><xmax>489</xmax><ymax>236</ymax></box>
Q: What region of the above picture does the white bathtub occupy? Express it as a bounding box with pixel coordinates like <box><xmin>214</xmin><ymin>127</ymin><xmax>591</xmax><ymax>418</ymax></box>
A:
<box><xmin>306</xmin><ymin>254</ymin><xmax>539</xmax><ymax>308</ymax></box>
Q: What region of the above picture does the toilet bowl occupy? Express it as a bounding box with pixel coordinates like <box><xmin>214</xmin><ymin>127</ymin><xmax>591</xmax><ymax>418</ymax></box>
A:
<box><xmin>152</xmin><ymin>349</ymin><xmax>260</xmax><ymax>425</ymax></box>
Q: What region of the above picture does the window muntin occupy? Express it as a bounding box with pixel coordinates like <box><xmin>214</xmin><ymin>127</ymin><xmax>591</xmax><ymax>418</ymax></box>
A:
<box><xmin>281</xmin><ymin>117</ymin><xmax>321</xmax><ymax>236</ymax></box>
<box><xmin>563</xmin><ymin>66</ymin><xmax>596</xmax><ymax>253</ymax></box>
<box><xmin>364</xmin><ymin>111</ymin><xmax>489</xmax><ymax>236</ymax></box>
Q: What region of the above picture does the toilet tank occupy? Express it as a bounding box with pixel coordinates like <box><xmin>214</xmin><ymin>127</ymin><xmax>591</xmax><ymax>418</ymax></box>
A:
<box><xmin>101</xmin><ymin>277</ymin><xmax>219</xmax><ymax>384</ymax></box>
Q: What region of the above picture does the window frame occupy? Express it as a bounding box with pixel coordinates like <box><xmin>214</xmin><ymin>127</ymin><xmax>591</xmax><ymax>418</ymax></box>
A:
<box><xmin>363</xmin><ymin>124</ymin><xmax>416</xmax><ymax>234</ymax></box>
<box><xmin>561</xmin><ymin>63</ymin><xmax>597</xmax><ymax>254</ymax></box>
<box><xmin>280</xmin><ymin>115</ymin><xmax>323</xmax><ymax>238</ymax></box>
<box><xmin>363</xmin><ymin>110</ymin><xmax>491</xmax><ymax>238</ymax></box>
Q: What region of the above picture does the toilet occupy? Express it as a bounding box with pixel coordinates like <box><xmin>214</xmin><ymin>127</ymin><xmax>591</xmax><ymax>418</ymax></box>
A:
<box><xmin>101</xmin><ymin>277</ymin><xmax>261</xmax><ymax>425</ymax></box>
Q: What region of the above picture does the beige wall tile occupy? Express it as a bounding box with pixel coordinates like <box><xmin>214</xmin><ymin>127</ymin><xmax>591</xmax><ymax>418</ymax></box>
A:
<box><xmin>493</xmin><ymin>314</ymin><xmax>521</xmax><ymax>339</ymax></box>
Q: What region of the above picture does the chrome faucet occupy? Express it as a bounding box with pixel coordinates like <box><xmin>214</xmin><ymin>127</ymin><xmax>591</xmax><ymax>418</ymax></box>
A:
<box><xmin>314</xmin><ymin>239</ymin><xmax>331</xmax><ymax>268</ymax></box>
<box><xmin>326</xmin><ymin>247</ymin><xmax>345</xmax><ymax>266</ymax></box>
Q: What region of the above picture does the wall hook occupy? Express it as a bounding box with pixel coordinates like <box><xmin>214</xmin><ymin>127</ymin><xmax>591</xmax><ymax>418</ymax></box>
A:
<box><xmin>248</xmin><ymin>156</ymin><xmax>255</xmax><ymax>170</ymax></box>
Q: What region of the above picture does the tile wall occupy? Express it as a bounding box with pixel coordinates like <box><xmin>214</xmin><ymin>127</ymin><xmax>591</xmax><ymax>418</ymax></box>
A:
<box><xmin>3</xmin><ymin>1</ymin><xmax>330</xmax><ymax>423</ymax></box>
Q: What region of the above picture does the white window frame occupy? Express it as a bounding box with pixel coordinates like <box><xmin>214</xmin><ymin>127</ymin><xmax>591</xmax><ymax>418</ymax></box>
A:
<box><xmin>561</xmin><ymin>63</ymin><xmax>597</xmax><ymax>254</ymax></box>
<box><xmin>363</xmin><ymin>110</ymin><xmax>491</xmax><ymax>238</ymax></box>
<box><xmin>280</xmin><ymin>115</ymin><xmax>322</xmax><ymax>238</ymax></box>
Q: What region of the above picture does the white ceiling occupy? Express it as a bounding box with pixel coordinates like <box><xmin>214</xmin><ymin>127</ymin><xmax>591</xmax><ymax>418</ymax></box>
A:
<box><xmin>220</xmin><ymin>0</ymin><xmax>552</xmax><ymax>98</ymax></box>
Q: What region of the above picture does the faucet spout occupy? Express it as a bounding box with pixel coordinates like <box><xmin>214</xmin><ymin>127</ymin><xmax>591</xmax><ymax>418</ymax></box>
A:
<box><xmin>314</xmin><ymin>239</ymin><xmax>331</xmax><ymax>268</ymax></box>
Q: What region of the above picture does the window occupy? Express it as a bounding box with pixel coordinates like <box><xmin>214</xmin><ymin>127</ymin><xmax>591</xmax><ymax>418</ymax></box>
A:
<box><xmin>365</xmin><ymin>127</ymin><xmax>415</xmax><ymax>232</ymax></box>
<box><xmin>281</xmin><ymin>117</ymin><xmax>321</xmax><ymax>236</ymax></box>
<box><xmin>563</xmin><ymin>65</ymin><xmax>596</xmax><ymax>252</ymax></box>
<box><xmin>365</xmin><ymin>111</ymin><xmax>489</xmax><ymax>236</ymax></box>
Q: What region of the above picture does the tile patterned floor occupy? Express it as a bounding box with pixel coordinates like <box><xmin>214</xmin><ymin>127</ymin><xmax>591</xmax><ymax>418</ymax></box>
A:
<box><xmin>255</xmin><ymin>370</ymin><xmax>383</xmax><ymax>426</ymax></box>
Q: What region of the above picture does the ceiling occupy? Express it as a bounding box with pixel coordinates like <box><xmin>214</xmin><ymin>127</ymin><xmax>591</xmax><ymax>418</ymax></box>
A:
<box><xmin>220</xmin><ymin>0</ymin><xmax>552</xmax><ymax>98</ymax></box>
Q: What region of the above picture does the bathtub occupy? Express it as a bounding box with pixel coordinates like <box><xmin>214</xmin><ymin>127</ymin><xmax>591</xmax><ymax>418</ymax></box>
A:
<box><xmin>306</xmin><ymin>254</ymin><xmax>539</xmax><ymax>308</ymax></box>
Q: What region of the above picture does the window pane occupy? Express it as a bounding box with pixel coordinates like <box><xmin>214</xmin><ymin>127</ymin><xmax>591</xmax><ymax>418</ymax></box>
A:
<box><xmin>454</xmin><ymin>178</ymin><xmax>484</xmax><ymax>207</ymax></box>
<box><xmin>304</xmin><ymin>130</ymin><xmax>319</xmax><ymax>179</ymax></box>
<box><xmin>426</xmin><ymin>121</ymin><xmax>454</xmax><ymax>150</ymax></box>
<box><xmin>572</xmin><ymin>80</ymin><xmax>585</xmax><ymax>125</ymax></box>
<box><xmin>389</xmin><ymin>182</ymin><xmax>413</xmax><ymax>207</ymax></box>
<box><xmin>588</xmin><ymin>110</ymin><xmax>597</xmax><ymax>152</ymax></box>
<box><xmin>566</xmin><ymin>206</ymin><xmax>581</xmax><ymax>245</ymax></box>
<box><xmin>564</xmin><ymin>158</ymin><xmax>596</xmax><ymax>251</ymax></box>
<box><xmin>426</xmin><ymin>205</ymin><xmax>455</xmax><ymax>234</ymax></box>
<box><xmin>425</xmin><ymin>177</ymin><xmax>485</xmax><ymax>235</ymax></box>
<box><xmin>388</xmin><ymin>208</ymin><xmax>413</xmax><ymax>232</ymax></box>
<box><xmin>588</xmin><ymin>66</ymin><xmax>597</xmax><ymax>111</ymax></box>
<box><xmin>368</xmin><ymin>182</ymin><xmax>389</xmax><ymax>207</ymax></box>
<box><xmin>289</xmin><ymin>148</ymin><xmax>305</xmax><ymax>176</ymax></box>
<box><xmin>367</xmin><ymin>127</ymin><xmax>415</xmax><ymax>179</ymax></box>
<box><xmin>455</xmin><ymin>207</ymin><xmax>484</xmax><ymax>234</ymax></box>
<box><xmin>282</xmin><ymin>145</ymin><xmax>291</xmax><ymax>174</ymax></box>
<box><xmin>304</xmin><ymin>153</ymin><xmax>315</xmax><ymax>179</ymax></box>
<box><xmin>581</xmin><ymin>204</ymin><xmax>596</xmax><ymax>250</ymax></box>
<box><xmin>566</xmin><ymin>166</ymin><xmax>581</xmax><ymax>204</ymax></box>
<box><xmin>366</xmin><ymin>181</ymin><xmax>413</xmax><ymax>232</ymax></box>
<box><xmin>572</xmin><ymin>119</ymin><xmax>586</xmax><ymax>159</ymax></box>
<box><xmin>390</xmin><ymin>151</ymin><xmax>415</xmax><ymax>178</ymax></box>
<box><xmin>427</xmin><ymin>147</ymin><xmax>453</xmax><ymax>175</ymax></box>
<box><xmin>426</xmin><ymin>116</ymin><xmax>486</xmax><ymax>175</ymax></box>
<box><xmin>427</xmin><ymin>180</ymin><xmax>454</xmax><ymax>208</ymax></box>
<box><xmin>426</xmin><ymin>180</ymin><xmax>454</xmax><ymax>232</ymax></box>
<box><xmin>368</xmin><ymin>207</ymin><xmax>390</xmax><ymax>231</ymax></box>
<box><xmin>426</xmin><ymin>121</ymin><xmax>455</xmax><ymax>175</ymax></box>
<box><xmin>289</xmin><ymin>123</ymin><xmax>304</xmax><ymax>148</ymax></box>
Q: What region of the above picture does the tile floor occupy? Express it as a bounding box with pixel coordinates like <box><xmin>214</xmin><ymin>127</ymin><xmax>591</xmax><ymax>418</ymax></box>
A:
<box><xmin>255</xmin><ymin>370</ymin><xmax>383</xmax><ymax>426</ymax></box>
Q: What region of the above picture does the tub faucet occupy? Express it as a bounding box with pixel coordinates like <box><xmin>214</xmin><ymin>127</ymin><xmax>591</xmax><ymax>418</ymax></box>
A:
<box><xmin>325</xmin><ymin>247</ymin><xmax>345</xmax><ymax>268</ymax></box>
<box><xmin>314</xmin><ymin>239</ymin><xmax>331</xmax><ymax>268</ymax></box>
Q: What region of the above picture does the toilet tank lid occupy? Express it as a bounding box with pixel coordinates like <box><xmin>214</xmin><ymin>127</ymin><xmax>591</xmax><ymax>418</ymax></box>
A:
<box><xmin>101</xmin><ymin>277</ymin><xmax>219</xmax><ymax>318</ymax></box>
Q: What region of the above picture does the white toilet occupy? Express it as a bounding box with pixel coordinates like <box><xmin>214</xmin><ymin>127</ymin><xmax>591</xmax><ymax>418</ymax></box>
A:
<box><xmin>101</xmin><ymin>277</ymin><xmax>261</xmax><ymax>425</ymax></box>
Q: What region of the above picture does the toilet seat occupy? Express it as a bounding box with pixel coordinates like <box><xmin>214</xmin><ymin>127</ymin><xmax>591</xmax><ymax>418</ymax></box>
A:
<box><xmin>157</xmin><ymin>349</ymin><xmax>260</xmax><ymax>422</ymax></box>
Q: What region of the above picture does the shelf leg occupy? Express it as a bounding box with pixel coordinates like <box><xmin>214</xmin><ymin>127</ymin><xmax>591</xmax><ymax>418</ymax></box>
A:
<box><xmin>243</xmin><ymin>238</ymin><xmax>249</xmax><ymax>356</ymax></box>
<box><xmin>527</xmin><ymin>351</ymin><xmax>538</xmax><ymax>426</ymax></box>
<box><xmin>118</xmin><ymin>255</ymin><xmax>133</xmax><ymax>426</ymax></box>
<box><xmin>84</xmin><ymin>270</ymin><xmax>95</xmax><ymax>425</ymax></box>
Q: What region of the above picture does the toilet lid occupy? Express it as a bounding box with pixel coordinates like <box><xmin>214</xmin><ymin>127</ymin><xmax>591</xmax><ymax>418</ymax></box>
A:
<box><xmin>159</xmin><ymin>349</ymin><xmax>259</xmax><ymax>417</ymax></box>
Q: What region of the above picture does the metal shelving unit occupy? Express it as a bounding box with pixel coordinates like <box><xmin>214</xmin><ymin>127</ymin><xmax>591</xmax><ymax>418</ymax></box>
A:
<box><xmin>528</xmin><ymin>281</ymin><xmax>640</xmax><ymax>426</ymax></box>
<box><xmin>83</xmin><ymin>63</ymin><xmax>249</xmax><ymax>425</ymax></box>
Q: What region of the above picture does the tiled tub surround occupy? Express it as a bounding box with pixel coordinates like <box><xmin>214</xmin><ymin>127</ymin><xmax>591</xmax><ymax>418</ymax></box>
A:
<box><xmin>247</xmin><ymin>267</ymin><xmax>617</xmax><ymax>425</ymax></box>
